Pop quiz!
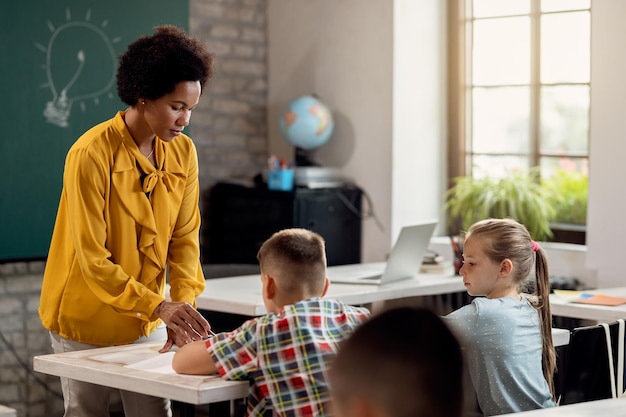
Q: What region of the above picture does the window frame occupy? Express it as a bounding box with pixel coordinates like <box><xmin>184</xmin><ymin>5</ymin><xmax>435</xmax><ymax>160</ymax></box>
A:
<box><xmin>447</xmin><ymin>0</ymin><xmax>591</xmax><ymax>183</ymax></box>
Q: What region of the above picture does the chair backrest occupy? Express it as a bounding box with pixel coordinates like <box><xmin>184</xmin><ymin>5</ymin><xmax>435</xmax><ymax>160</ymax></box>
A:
<box><xmin>560</xmin><ymin>320</ymin><xmax>625</xmax><ymax>405</ymax></box>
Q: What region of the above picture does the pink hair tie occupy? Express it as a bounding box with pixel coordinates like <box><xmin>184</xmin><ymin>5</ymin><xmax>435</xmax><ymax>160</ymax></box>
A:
<box><xmin>531</xmin><ymin>241</ymin><xmax>540</xmax><ymax>252</ymax></box>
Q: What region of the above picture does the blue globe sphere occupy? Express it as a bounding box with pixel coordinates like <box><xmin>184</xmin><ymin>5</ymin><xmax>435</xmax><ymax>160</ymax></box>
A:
<box><xmin>279</xmin><ymin>95</ymin><xmax>334</xmax><ymax>150</ymax></box>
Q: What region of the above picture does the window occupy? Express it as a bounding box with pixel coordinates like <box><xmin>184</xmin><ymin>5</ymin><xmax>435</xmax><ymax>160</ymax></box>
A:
<box><xmin>449</xmin><ymin>0</ymin><xmax>590</xmax><ymax>181</ymax></box>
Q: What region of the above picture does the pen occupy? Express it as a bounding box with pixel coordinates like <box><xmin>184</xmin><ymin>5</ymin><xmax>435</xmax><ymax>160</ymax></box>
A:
<box><xmin>268</xmin><ymin>155</ymin><xmax>279</xmax><ymax>171</ymax></box>
<box><xmin>200</xmin><ymin>330</ymin><xmax>217</xmax><ymax>342</ymax></box>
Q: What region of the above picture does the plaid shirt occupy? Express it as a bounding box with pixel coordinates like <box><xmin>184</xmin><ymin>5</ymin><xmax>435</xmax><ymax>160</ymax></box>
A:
<box><xmin>206</xmin><ymin>297</ymin><xmax>370</xmax><ymax>417</ymax></box>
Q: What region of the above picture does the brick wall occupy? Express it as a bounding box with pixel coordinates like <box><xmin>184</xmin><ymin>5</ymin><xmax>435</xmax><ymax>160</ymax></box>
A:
<box><xmin>0</xmin><ymin>262</ymin><xmax>63</xmax><ymax>417</ymax></box>
<box><xmin>190</xmin><ymin>0</ymin><xmax>268</xmax><ymax>192</ymax></box>
<box><xmin>0</xmin><ymin>1</ymin><xmax>268</xmax><ymax>415</ymax></box>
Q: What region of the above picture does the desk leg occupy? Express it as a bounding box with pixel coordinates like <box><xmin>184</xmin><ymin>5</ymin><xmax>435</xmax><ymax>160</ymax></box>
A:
<box><xmin>173</xmin><ymin>401</ymin><xmax>195</xmax><ymax>417</ymax></box>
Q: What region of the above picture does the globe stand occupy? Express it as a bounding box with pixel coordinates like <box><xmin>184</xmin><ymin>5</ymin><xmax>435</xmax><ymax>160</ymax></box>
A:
<box><xmin>294</xmin><ymin>147</ymin><xmax>320</xmax><ymax>167</ymax></box>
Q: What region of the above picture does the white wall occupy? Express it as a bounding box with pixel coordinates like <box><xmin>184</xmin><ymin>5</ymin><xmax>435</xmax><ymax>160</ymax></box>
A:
<box><xmin>392</xmin><ymin>0</ymin><xmax>448</xmax><ymax>239</ymax></box>
<box><xmin>267</xmin><ymin>0</ymin><xmax>446</xmax><ymax>261</ymax></box>
<box><xmin>586</xmin><ymin>0</ymin><xmax>626</xmax><ymax>287</ymax></box>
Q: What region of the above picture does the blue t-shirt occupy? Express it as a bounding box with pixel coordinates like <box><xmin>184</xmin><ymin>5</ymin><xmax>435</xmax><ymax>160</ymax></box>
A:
<box><xmin>445</xmin><ymin>296</ymin><xmax>556</xmax><ymax>416</ymax></box>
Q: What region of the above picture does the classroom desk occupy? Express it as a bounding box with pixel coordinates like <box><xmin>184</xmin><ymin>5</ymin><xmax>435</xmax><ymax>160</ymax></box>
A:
<box><xmin>512</xmin><ymin>397</ymin><xmax>626</xmax><ymax>416</ymax></box>
<box><xmin>0</xmin><ymin>405</ymin><xmax>16</xmax><ymax>417</ymax></box>
<box><xmin>32</xmin><ymin>341</ymin><xmax>248</xmax><ymax>407</ymax></box>
<box><xmin>551</xmin><ymin>328</ymin><xmax>570</xmax><ymax>347</ymax></box>
<box><xmin>550</xmin><ymin>286</ymin><xmax>626</xmax><ymax>322</ymax></box>
<box><xmin>195</xmin><ymin>262</ymin><xmax>466</xmax><ymax>316</ymax></box>
<box><xmin>193</xmin><ymin>262</ymin><xmax>569</xmax><ymax>347</ymax></box>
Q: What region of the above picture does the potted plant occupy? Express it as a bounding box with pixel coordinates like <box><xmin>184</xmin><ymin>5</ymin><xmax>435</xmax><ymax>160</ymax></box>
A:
<box><xmin>444</xmin><ymin>169</ymin><xmax>555</xmax><ymax>241</ymax></box>
<box><xmin>541</xmin><ymin>170</ymin><xmax>588</xmax><ymax>244</ymax></box>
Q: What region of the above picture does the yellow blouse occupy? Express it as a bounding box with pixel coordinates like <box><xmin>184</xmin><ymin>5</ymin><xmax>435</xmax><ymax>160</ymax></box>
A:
<box><xmin>39</xmin><ymin>111</ymin><xmax>205</xmax><ymax>346</ymax></box>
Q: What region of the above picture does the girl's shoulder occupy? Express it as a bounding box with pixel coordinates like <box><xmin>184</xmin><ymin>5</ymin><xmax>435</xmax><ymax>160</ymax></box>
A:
<box><xmin>473</xmin><ymin>296</ymin><xmax>529</xmax><ymax>310</ymax></box>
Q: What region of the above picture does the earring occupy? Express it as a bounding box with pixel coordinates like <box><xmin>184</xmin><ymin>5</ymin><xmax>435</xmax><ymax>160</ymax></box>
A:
<box><xmin>141</xmin><ymin>100</ymin><xmax>146</xmax><ymax>104</ymax></box>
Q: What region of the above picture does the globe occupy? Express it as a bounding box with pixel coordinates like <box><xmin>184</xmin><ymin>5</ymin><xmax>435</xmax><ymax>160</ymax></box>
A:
<box><xmin>279</xmin><ymin>95</ymin><xmax>334</xmax><ymax>150</ymax></box>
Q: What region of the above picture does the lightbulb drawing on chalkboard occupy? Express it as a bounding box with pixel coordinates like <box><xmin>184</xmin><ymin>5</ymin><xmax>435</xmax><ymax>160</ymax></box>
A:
<box><xmin>36</xmin><ymin>9</ymin><xmax>119</xmax><ymax>128</ymax></box>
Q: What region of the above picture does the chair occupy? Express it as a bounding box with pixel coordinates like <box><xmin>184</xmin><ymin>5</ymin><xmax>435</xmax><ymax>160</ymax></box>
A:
<box><xmin>559</xmin><ymin>319</ymin><xmax>626</xmax><ymax>404</ymax></box>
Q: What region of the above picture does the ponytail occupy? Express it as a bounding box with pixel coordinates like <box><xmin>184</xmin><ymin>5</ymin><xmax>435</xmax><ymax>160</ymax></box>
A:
<box><xmin>534</xmin><ymin>246</ymin><xmax>556</xmax><ymax>400</ymax></box>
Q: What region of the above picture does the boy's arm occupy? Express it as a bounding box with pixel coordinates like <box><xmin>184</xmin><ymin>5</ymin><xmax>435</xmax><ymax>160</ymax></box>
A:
<box><xmin>172</xmin><ymin>340</ymin><xmax>218</xmax><ymax>375</ymax></box>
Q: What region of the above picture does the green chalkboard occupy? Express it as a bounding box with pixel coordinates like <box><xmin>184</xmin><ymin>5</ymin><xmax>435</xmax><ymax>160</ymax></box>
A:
<box><xmin>0</xmin><ymin>1</ymin><xmax>189</xmax><ymax>261</ymax></box>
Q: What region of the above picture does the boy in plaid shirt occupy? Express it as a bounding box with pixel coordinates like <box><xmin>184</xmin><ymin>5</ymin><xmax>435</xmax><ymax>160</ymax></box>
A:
<box><xmin>173</xmin><ymin>228</ymin><xmax>370</xmax><ymax>416</ymax></box>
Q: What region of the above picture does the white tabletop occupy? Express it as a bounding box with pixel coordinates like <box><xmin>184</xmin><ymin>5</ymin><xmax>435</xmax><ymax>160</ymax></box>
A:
<box><xmin>551</xmin><ymin>328</ymin><xmax>570</xmax><ymax>347</ymax></box>
<box><xmin>513</xmin><ymin>397</ymin><xmax>626</xmax><ymax>416</ymax></box>
<box><xmin>0</xmin><ymin>405</ymin><xmax>16</xmax><ymax>417</ymax></box>
<box><xmin>196</xmin><ymin>262</ymin><xmax>466</xmax><ymax>316</ymax></box>
<box><xmin>550</xmin><ymin>286</ymin><xmax>626</xmax><ymax>322</ymax></box>
<box><xmin>33</xmin><ymin>342</ymin><xmax>247</xmax><ymax>405</ymax></box>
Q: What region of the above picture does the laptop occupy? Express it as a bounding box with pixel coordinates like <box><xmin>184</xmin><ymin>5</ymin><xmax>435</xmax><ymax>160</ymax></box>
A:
<box><xmin>329</xmin><ymin>219</ymin><xmax>438</xmax><ymax>285</ymax></box>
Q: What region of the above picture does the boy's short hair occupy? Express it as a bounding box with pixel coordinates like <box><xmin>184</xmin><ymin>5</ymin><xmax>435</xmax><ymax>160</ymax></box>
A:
<box><xmin>330</xmin><ymin>307</ymin><xmax>464</xmax><ymax>417</ymax></box>
<box><xmin>257</xmin><ymin>228</ymin><xmax>327</xmax><ymax>293</ymax></box>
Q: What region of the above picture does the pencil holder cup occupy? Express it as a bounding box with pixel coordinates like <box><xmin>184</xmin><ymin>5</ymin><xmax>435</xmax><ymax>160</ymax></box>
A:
<box><xmin>453</xmin><ymin>250</ymin><xmax>463</xmax><ymax>275</ymax></box>
<box><xmin>268</xmin><ymin>169</ymin><xmax>294</xmax><ymax>191</ymax></box>
<box><xmin>450</xmin><ymin>235</ymin><xmax>464</xmax><ymax>275</ymax></box>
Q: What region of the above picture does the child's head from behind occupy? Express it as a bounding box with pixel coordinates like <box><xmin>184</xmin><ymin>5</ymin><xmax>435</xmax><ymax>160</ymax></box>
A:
<box><xmin>330</xmin><ymin>307</ymin><xmax>464</xmax><ymax>417</ymax></box>
<box><xmin>257</xmin><ymin>228</ymin><xmax>328</xmax><ymax>313</ymax></box>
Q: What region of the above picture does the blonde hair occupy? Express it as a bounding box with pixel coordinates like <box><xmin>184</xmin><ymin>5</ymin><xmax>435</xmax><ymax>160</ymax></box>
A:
<box><xmin>257</xmin><ymin>228</ymin><xmax>327</xmax><ymax>294</ymax></box>
<box><xmin>466</xmin><ymin>218</ymin><xmax>556</xmax><ymax>399</ymax></box>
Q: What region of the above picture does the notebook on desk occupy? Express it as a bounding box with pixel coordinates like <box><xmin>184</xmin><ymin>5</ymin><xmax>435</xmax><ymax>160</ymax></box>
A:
<box><xmin>329</xmin><ymin>220</ymin><xmax>438</xmax><ymax>285</ymax></box>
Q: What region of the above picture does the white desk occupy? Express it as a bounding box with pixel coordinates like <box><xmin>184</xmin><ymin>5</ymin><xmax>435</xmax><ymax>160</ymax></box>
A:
<box><xmin>0</xmin><ymin>405</ymin><xmax>16</xmax><ymax>417</ymax></box>
<box><xmin>194</xmin><ymin>263</ymin><xmax>569</xmax><ymax>346</ymax></box>
<box><xmin>551</xmin><ymin>328</ymin><xmax>570</xmax><ymax>347</ymax></box>
<box><xmin>513</xmin><ymin>397</ymin><xmax>626</xmax><ymax>416</ymax></box>
<box><xmin>32</xmin><ymin>342</ymin><xmax>248</xmax><ymax>405</ymax></box>
<box><xmin>550</xmin><ymin>287</ymin><xmax>626</xmax><ymax>322</ymax></box>
<box><xmin>196</xmin><ymin>262</ymin><xmax>466</xmax><ymax>316</ymax></box>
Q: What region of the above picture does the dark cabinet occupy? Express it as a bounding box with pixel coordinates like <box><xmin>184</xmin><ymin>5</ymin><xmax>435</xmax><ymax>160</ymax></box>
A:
<box><xmin>202</xmin><ymin>182</ymin><xmax>362</xmax><ymax>266</ymax></box>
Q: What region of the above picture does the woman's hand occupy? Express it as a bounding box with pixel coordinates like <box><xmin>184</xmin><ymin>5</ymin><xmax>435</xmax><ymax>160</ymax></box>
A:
<box><xmin>153</xmin><ymin>301</ymin><xmax>211</xmax><ymax>352</ymax></box>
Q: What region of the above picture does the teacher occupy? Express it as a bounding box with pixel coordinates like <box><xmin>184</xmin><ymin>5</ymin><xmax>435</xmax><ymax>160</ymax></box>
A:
<box><xmin>39</xmin><ymin>25</ymin><xmax>214</xmax><ymax>417</ymax></box>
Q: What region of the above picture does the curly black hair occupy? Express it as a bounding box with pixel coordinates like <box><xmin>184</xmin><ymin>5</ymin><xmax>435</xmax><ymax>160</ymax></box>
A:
<box><xmin>116</xmin><ymin>25</ymin><xmax>215</xmax><ymax>105</ymax></box>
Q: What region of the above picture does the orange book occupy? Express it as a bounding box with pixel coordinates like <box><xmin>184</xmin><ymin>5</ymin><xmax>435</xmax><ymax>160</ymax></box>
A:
<box><xmin>572</xmin><ymin>293</ymin><xmax>626</xmax><ymax>306</ymax></box>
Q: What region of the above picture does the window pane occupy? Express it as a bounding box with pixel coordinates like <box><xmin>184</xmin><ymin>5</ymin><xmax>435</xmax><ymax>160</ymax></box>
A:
<box><xmin>541</xmin><ymin>0</ymin><xmax>590</xmax><ymax>13</ymax></box>
<box><xmin>540</xmin><ymin>157</ymin><xmax>589</xmax><ymax>177</ymax></box>
<box><xmin>472</xmin><ymin>87</ymin><xmax>530</xmax><ymax>154</ymax></box>
<box><xmin>473</xmin><ymin>17</ymin><xmax>530</xmax><ymax>85</ymax></box>
<box><xmin>540</xmin><ymin>85</ymin><xmax>589</xmax><ymax>154</ymax></box>
<box><xmin>471</xmin><ymin>155</ymin><xmax>529</xmax><ymax>178</ymax></box>
<box><xmin>473</xmin><ymin>0</ymin><xmax>529</xmax><ymax>18</ymax></box>
<box><xmin>541</xmin><ymin>12</ymin><xmax>590</xmax><ymax>83</ymax></box>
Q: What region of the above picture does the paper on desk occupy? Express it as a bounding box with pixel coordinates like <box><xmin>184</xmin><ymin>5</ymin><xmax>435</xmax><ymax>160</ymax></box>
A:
<box><xmin>89</xmin><ymin>346</ymin><xmax>162</xmax><ymax>365</ymax></box>
<box><xmin>553</xmin><ymin>290</ymin><xmax>586</xmax><ymax>301</ymax></box>
<box><xmin>125</xmin><ymin>351</ymin><xmax>176</xmax><ymax>374</ymax></box>
<box><xmin>124</xmin><ymin>352</ymin><xmax>213</xmax><ymax>379</ymax></box>
<box><xmin>553</xmin><ymin>290</ymin><xmax>626</xmax><ymax>306</ymax></box>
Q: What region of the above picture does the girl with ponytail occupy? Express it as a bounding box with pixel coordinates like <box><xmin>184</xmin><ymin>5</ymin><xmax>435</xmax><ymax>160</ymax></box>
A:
<box><xmin>445</xmin><ymin>218</ymin><xmax>556</xmax><ymax>416</ymax></box>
